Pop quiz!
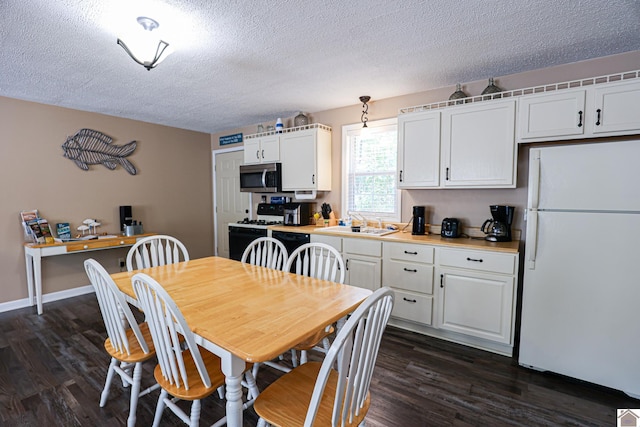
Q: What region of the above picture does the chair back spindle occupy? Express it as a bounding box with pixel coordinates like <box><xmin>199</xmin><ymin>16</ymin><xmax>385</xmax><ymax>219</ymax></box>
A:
<box><xmin>84</xmin><ymin>258</ymin><xmax>149</xmax><ymax>356</ymax></box>
<box><xmin>285</xmin><ymin>243</ymin><xmax>345</xmax><ymax>284</ymax></box>
<box><xmin>132</xmin><ymin>273</ymin><xmax>211</xmax><ymax>390</ymax></box>
<box><xmin>126</xmin><ymin>235</ymin><xmax>189</xmax><ymax>271</ymax></box>
<box><xmin>241</xmin><ymin>237</ymin><xmax>288</xmax><ymax>270</ymax></box>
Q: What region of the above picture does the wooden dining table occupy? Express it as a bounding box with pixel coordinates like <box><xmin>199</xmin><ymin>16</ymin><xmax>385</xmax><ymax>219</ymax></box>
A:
<box><xmin>110</xmin><ymin>255</ymin><xmax>372</xmax><ymax>427</ymax></box>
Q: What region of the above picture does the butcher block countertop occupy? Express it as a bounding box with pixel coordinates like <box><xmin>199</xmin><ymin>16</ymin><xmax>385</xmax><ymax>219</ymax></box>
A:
<box><xmin>268</xmin><ymin>225</ymin><xmax>520</xmax><ymax>254</ymax></box>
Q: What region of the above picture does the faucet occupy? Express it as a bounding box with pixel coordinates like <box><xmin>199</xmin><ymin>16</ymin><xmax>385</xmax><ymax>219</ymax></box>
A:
<box><xmin>376</xmin><ymin>217</ymin><xmax>383</xmax><ymax>229</ymax></box>
<box><xmin>349</xmin><ymin>212</ymin><xmax>368</xmax><ymax>230</ymax></box>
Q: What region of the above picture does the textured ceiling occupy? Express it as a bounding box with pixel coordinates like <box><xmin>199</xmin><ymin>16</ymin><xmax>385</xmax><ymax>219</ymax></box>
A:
<box><xmin>1</xmin><ymin>0</ymin><xmax>639</xmax><ymax>133</ymax></box>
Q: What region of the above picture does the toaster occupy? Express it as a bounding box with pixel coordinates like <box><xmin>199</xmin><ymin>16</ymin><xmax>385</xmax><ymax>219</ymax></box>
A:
<box><xmin>441</xmin><ymin>218</ymin><xmax>461</xmax><ymax>238</ymax></box>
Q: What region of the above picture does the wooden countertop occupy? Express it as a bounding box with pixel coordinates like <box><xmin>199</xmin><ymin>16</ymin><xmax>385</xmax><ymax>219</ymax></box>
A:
<box><xmin>268</xmin><ymin>225</ymin><xmax>519</xmax><ymax>254</ymax></box>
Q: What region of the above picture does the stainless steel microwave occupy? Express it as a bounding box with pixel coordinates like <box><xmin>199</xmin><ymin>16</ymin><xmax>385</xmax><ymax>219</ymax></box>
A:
<box><xmin>239</xmin><ymin>162</ymin><xmax>282</xmax><ymax>193</ymax></box>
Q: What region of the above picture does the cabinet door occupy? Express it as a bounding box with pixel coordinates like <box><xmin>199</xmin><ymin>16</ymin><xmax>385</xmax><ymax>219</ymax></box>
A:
<box><xmin>436</xmin><ymin>268</ymin><xmax>514</xmax><ymax>344</ymax></box>
<box><xmin>243</xmin><ymin>138</ymin><xmax>261</xmax><ymax>164</ymax></box>
<box><xmin>260</xmin><ymin>134</ymin><xmax>280</xmax><ymax>162</ymax></box>
<box><xmin>591</xmin><ymin>80</ymin><xmax>640</xmax><ymax>135</ymax></box>
<box><xmin>280</xmin><ymin>130</ymin><xmax>316</xmax><ymax>190</ymax></box>
<box><xmin>345</xmin><ymin>254</ymin><xmax>381</xmax><ymax>292</ymax></box>
<box><xmin>397</xmin><ymin>111</ymin><xmax>441</xmax><ymax>188</ymax></box>
<box><xmin>243</xmin><ymin>135</ymin><xmax>280</xmax><ymax>164</ymax></box>
<box><xmin>517</xmin><ymin>90</ymin><xmax>586</xmax><ymax>141</ymax></box>
<box><xmin>441</xmin><ymin>100</ymin><xmax>516</xmax><ymax>188</ymax></box>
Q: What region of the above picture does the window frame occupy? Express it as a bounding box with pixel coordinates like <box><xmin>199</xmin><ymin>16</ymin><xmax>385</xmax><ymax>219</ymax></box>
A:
<box><xmin>341</xmin><ymin>117</ymin><xmax>400</xmax><ymax>223</ymax></box>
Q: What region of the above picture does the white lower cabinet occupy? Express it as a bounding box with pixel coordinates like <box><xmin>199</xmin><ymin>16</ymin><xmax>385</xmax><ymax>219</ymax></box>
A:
<box><xmin>382</xmin><ymin>242</ymin><xmax>435</xmax><ymax>325</ymax></box>
<box><xmin>436</xmin><ymin>248</ymin><xmax>517</xmax><ymax>349</ymax></box>
<box><xmin>436</xmin><ymin>267</ymin><xmax>515</xmax><ymax>344</ymax></box>
<box><xmin>343</xmin><ymin>238</ymin><xmax>381</xmax><ymax>292</ymax></box>
<box><xmin>382</xmin><ymin>242</ymin><xmax>519</xmax><ymax>356</ymax></box>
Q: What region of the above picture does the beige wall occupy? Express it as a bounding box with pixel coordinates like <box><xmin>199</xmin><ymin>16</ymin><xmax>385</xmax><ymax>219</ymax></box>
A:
<box><xmin>0</xmin><ymin>97</ymin><xmax>213</xmax><ymax>306</ymax></box>
<box><xmin>212</xmin><ymin>50</ymin><xmax>640</xmax><ymax>234</ymax></box>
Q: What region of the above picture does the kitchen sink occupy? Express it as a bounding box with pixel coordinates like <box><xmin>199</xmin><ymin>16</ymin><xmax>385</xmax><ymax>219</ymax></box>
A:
<box><xmin>314</xmin><ymin>226</ymin><xmax>399</xmax><ymax>236</ymax></box>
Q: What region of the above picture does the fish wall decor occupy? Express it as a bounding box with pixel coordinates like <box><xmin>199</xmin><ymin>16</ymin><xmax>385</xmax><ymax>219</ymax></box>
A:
<box><xmin>62</xmin><ymin>128</ymin><xmax>138</xmax><ymax>175</ymax></box>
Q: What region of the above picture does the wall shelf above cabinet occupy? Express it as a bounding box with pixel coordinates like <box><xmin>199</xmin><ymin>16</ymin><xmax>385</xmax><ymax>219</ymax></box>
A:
<box><xmin>398</xmin><ymin>69</ymin><xmax>640</xmax><ymax>116</ymax></box>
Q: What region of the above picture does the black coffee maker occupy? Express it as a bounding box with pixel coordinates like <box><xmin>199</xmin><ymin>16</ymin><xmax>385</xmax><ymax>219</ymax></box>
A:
<box><xmin>481</xmin><ymin>205</ymin><xmax>514</xmax><ymax>242</ymax></box>
<box><xmin>412</xmin><ymin>206</ymin><xmax>426</xmax><ymax>235</ymax></box>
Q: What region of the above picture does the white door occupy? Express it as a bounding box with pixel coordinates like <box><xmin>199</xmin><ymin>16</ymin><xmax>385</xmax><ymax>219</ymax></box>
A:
<box><xmin>214</xmin><ymin>150</ymin><xmax>250</xmax><ymax>257</ymax></box>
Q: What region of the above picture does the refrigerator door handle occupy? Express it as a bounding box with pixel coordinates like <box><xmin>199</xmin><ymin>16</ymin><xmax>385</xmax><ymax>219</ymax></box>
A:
<box><xmin>528</xmin><ymin>152</ymin><xmax>541</xmax><ymax>210</ymax></box>
<box><xmin>526</xmin><ymin>209</ymin><xmax>538</xmax><ymax>269</ymax></box>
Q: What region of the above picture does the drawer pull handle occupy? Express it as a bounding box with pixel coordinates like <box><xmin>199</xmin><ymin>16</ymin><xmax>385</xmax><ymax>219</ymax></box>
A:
<box><xmin>595</xmin><ymin>108</ymin><xmax>601</xmax><ymax>126</ymax></box>
<box><xmin>83</xmin><ymin>245</ymin><xmax>89</xmax><ymax>249</ymax></box>
<box><xmin>403</xmin><ymin>297</ymin><xmax>417</xmax><ymax>303</ymax></box>
<box><xmin>120</xmin><ymin>241</ymin><xmax>125</xmax><ymax>244</ymax></box>
<box><xmin>404</xmin><ymin>250</ymin><xmax>418</xmax><ymax>255</ymax></box>
<box><xmin>466</xmin><ymin>257</ymin><xmax>483</xmax><ymax>263</ymax></box>
<box><xmin>403</xmin><ymin>268</ymin><xmax>417</xmax><ymax>273</ymax></box>
<box><xmin>577</xmin><ymin>110</ymin><xmax>583</xmax><ymax>127</ymax></box>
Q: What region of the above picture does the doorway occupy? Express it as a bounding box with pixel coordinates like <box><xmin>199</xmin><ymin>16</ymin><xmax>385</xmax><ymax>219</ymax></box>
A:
<box><xmin>213</xmin><ymin>148</ymin><xmax>250</xmax><ymax>257</ymax></box>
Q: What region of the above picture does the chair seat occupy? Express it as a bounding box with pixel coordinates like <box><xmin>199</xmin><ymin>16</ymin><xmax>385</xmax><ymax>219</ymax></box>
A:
<box><xmin>154</xmin><ymin>346</ymin><xmax>225</xmax><ymax>401</ymax></box>
<box><xmin>104</xmin><ymin>322</ymin><xmax>156</xmax><ymax>364</ymax></box>
<box><xmin>254</xmin><ymin>361</ymin><xmax>370</xmax><ymax>427</ymax></box>
<box><xmin>293</xmin><ymin>325</ymin><xmax>335</xmax><ymax>351</ymax></box>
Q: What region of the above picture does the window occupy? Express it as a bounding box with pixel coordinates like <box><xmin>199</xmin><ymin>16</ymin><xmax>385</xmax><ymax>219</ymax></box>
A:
<box><xmin>342</xmin><ymin>118</ymin><xmax>400</xmax><ymax>222</ymax></box>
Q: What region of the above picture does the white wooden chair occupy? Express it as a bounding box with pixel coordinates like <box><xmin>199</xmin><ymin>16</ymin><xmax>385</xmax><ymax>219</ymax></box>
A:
<box><xmin>241</xmin><ymin>236</ymin><xmax>289</xmax><ymax>270</ymax></box>
<box><xmin>132</xmin><ymin>272</ymin><xmax>260</xmax><ymax>427</ymax></box>
<box><xmin>84</xmin><ymin>258</ymin><xmax>160</xmax><ymax>427</ymax></box>
<box><xmin>286</xmin><ymin>242</ymin><xmax>346</xmax><ymax>366</ymax></box>
<box><xmin>240</xmin><ymin>237</ymin><xmax>289</xmax><ymax>377</ymax></box>
<box><xmin>254</xmin><ymin>287</ymin><xmax>395</xmax><ymax>427</ymax></box>
<box><xmin>126</xmin><ymin>235</ymin><xmax>189</xmax><ymax>271</ymax></box>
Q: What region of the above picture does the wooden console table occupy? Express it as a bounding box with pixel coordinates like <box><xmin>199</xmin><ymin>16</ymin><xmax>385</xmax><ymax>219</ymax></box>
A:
<box><xmin>24</xmin><ymin>233</ymin><xmax>155</xmax><ymax>315</ymax></box>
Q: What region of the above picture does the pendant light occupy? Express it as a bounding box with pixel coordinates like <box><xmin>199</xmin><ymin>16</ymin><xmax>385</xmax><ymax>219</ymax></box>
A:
<box><xmin>359</xmin><ymin>96</ymin><xmax>371</xmax><ymax>128</ymax></box>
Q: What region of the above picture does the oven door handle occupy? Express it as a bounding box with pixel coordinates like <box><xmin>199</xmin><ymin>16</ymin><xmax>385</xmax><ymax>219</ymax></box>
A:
<box><xmin>261</xmin><ymin>169</ymin><xmax>267</xmax><ymax>188</ymax></box>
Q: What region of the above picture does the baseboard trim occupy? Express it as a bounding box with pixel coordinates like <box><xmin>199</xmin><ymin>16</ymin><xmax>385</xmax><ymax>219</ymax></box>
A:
<box><xmin>0</xmin><ymin>285</ymin><xmax>95</xmax><ymax>314</ymax></box>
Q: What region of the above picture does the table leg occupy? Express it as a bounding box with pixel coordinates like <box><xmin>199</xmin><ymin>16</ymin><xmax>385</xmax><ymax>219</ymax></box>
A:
<box><xmin>24</xmin><ymin>250</ymin><xmax>35</xmax><ymax>307</ymax></box>
<box><xmin>33</xmin><ymin>252</ymin><xmax>43</xmax><ymax>315</ymax></box>
<box><xmin>221</xmin><ymin>353</ymin><xmax>246</xmax><ymax>427</ymax></box>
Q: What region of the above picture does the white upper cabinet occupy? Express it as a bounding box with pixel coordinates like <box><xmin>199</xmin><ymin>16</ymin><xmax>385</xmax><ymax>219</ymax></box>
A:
<box><xmin>517</xmin><ymin>79</ymin><xmax>640</xmax><ymax>142</ymax></box>
<box><xmin>397</xmin><ymin>100</ymin><xmax>516</xmax><ymax>189</ymax></box>
<box><xmin>441</xmin><ymin>99</ymin><xmax>517</xmax><ymax>188</ymax></box>
<box><xmin>590</xmin><ymin>79</ymin><xmax>640</xmax><ymax>135</ymax></box>
<box><xmin>280</xmin><ymin>126</ymin><xmax>331</xmax><ymax>191</ymax></box>
<box><xmin>397</xmin><ymin>111</ymin><xmax>441</xmax><ymax>188</ymax></box>
<box><xmin>517</xmin><ymin>89</ymin><xmax>587</xmax><ymax>141</ymax></box>
<box><xmin>243</xmin><ymin>134</ymin><xmax>280</xmax><ymax>164</ymax></box>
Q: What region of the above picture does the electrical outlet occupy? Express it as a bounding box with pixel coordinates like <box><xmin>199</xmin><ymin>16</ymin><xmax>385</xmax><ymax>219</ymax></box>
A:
<box><xmin>118</xmin><ymin>258</ymin><xmax>126</xmax><ymax>272</ymax></box>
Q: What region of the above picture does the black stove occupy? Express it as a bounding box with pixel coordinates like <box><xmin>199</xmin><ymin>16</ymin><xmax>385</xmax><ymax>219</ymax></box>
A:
<box><xmin>237</xmin><ymin>218</ymin><xmax>283</xmax><ymax>226</ymax></box>
<box><xmin>228</xmin><ymin>204</ymin><xmax>285</xmax><ymax>260</ymax></box>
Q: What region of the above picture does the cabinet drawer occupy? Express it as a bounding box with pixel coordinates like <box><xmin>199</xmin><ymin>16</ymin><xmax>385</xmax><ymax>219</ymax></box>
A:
<box><xmin>391</xmin><ymin>289</ymin><xmax>433</xmax><ymax>325</ymax></box>
<box><xmin>383</xmin><ymin>242</ymin><xmax>434</xmax><ymax>264</ymax></box>
<box><xmin>343</xmin><ymin>238</ymin><xmax>381</xmax><ymax>257</ymax></box>
<box><xmin>310</xmin><ymin>234</ymin><xmax>342</xmax><ymax>252</ymax></box>
<box><xmin>383</xmin><ymin>260</ymin><xmax>433</xmax><ymax>294</ymax></box>
<box><xmin>66</xmin><ymin>237</ymin><xmax>136</xmax><ymax>252</ymax></box>
<box><xmin>438</xmin><ymin>248</ymin><xmax>516</xmax><ymax>275</ymax></box>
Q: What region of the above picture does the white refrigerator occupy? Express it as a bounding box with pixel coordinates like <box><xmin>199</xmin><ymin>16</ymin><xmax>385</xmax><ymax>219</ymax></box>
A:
<box><xmin>519</xmin><ymin>139</ymin><xmax>640</xmax><ymax>398</ymax></box>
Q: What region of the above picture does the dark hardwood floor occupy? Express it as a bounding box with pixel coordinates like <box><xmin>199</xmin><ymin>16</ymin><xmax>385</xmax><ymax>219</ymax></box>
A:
<box><xmin>0</xmin><ymin>294</ymin><xmax>637</xmax><ymax>426</ymax></box>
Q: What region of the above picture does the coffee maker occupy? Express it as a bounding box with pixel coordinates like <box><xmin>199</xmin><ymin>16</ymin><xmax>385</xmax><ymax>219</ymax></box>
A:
<box><xmin>412</xmin><ymin>206</ymin><xmax>426</xmax><ymax>235</ymax></box>
<box><xmin>481</xmin><ymin>205</ymin><xmax>514</xmax><ymax>242</ymax></box>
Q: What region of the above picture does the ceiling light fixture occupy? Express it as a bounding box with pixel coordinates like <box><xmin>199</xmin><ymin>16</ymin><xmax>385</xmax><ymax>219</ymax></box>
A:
<box><xmin>359</xmin><ymin>96</ymin><xmax>371</xmax><ymax>128</ymax></box>
<box><xmin>117</xmin><ymin>17</ymin><xmax>172</xmax><ymax>70</ymax></box>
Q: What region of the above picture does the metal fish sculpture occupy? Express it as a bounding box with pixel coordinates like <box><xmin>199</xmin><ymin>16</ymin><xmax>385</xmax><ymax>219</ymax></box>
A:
<box><xmin>62</xmin><ymin>128</ymin><xmax>138</xmax><ymax>175</ymax></box>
